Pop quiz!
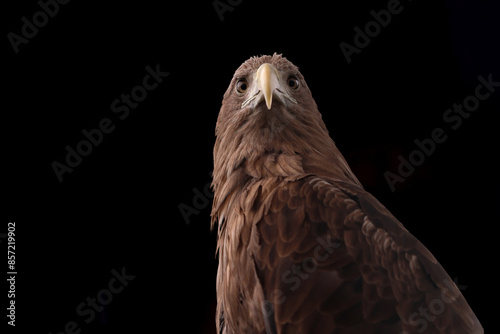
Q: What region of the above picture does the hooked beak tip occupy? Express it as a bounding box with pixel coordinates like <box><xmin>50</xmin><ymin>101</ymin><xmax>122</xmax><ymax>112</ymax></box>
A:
<box><xmin>257</xmin><ymin>63</ymin><xmax>277</xmax><ymax>110</ymax></box>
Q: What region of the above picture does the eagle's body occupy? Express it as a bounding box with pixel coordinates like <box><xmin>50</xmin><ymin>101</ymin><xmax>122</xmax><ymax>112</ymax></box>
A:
<box><xmin>211</xmin><ymin>54</ymin><xmax>482</xmax><ymax>333</ymax></box>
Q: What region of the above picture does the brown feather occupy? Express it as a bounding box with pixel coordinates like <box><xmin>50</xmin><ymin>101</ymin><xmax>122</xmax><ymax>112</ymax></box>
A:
<box><xmin>211</xmin><ymin>54</ymin><xmax>483</xmax><ymax>333</ymax></box>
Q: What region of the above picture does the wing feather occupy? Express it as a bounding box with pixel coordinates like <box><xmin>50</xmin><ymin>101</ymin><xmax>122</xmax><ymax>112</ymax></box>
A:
<box><xmin>252</xmin><ymin>176</ymin><xmax>483</xmax><ymax>334</ymax></box>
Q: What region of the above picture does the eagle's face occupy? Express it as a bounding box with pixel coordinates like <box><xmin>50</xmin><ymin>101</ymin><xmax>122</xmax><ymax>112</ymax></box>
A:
<box><xmin>217</xmin><ymin>54</ymin><xmax>321</xmax><ymax>151</ymax></box>
<box><xmin>237</xmin><ymin>62</ymin><xmax>299</xmax><ymax>110</ymax></box>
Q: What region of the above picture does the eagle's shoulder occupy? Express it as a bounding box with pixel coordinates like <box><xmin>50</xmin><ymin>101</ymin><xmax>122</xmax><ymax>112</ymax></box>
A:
<box><xmin>251</xmin><ymin>175</ymin><xmax>482</xmax><ymax>333</ymax></box>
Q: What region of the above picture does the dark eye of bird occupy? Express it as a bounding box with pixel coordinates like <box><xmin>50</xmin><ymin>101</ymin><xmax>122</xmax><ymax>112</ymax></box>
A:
<box><xmin>288</xmin><ymin>76</ymin><xmax>299</xmax><ymax>90</ymax></box>
<box><xmin>236</xmin><ymin>79</ymin><xmax>248</xmax><ymax>93</ymax></box>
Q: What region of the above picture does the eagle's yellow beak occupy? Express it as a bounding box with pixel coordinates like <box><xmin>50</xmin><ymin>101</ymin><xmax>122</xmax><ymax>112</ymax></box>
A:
<box><xmin>256</xmin><ymin>63</ymin><xmax>280</xmax><ymax>110</ymax></box>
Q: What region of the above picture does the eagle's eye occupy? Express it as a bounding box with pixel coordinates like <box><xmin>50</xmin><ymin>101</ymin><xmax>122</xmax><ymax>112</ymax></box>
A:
<box><xmin>236</xmin><ymin>79</ymin><xmax>248</xmax><ymax>94</ymax></box>
<box><xmin>288</xmin><ymin>76</ymin><xmax>299</xmax><ymax>90</ymax></box>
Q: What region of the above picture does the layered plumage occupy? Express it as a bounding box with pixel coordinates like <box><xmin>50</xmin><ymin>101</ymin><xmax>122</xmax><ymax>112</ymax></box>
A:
<box><xmin>211</xmin><ymin>54</ymin><xmax>482</xmax><ymax>333</ymax></box>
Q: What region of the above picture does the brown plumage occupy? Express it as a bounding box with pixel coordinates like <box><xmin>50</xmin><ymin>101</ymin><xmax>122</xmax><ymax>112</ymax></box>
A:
<box><xmin>211</xmin><ymin>54</ymin><xmax>482</xmax><ymax>334</ymax></box>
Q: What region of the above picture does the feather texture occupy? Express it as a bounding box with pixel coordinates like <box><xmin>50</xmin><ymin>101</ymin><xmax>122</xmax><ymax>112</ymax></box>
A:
<box><xmin>211</xmin><ymin>54</ymin><xmax>482</xmax><ymax>333</ymax></box>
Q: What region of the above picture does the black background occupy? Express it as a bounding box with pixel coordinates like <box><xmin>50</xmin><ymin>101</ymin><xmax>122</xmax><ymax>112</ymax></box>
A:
<box><xmin>4</xmin><ymin>0</ymin><xmax>498</xmax><ymax>332</ymax></box>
